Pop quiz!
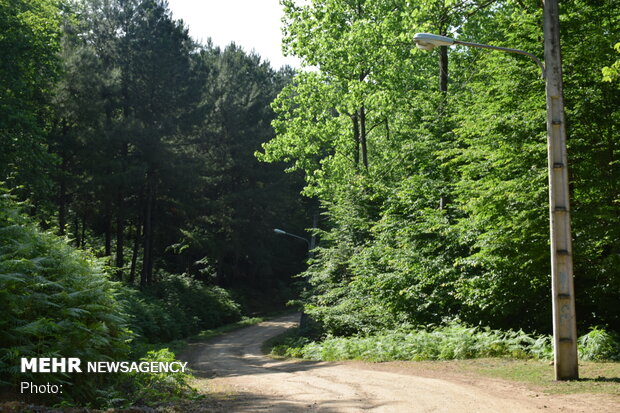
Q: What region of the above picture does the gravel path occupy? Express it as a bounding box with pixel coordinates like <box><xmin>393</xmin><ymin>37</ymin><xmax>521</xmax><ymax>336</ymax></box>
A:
<box><xmin>182</xmin><ymin>314</ymin><xmax>617</xmax><ymax>413</ymax></box>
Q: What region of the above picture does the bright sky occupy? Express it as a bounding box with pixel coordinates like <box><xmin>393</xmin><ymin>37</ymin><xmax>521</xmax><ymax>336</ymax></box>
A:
<box><xmin>166</xmin><ymin>0</ymin><xmax>301</xmax><ymax>69</ymax></box>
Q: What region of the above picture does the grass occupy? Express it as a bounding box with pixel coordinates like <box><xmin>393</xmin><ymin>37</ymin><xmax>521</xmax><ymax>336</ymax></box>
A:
<box><xmin>420</xmin><ymin>358</ymin><xmax>620</xmax><ymax>396</ymax></box>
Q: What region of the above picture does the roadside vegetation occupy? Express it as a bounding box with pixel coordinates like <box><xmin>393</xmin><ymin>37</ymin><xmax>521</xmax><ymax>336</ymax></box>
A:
<box><xmin>124</xmin><ymin>274</ymin><xmax>241</xmax><ymax>345</ymax></box>
<box><xmin>0</xmin><ymin>193</ymin><xmax>130</xmax><ymax>406</ymax></box>
<box><xmin>0</xmin><ymin>189</ymin><xmax>275</xmax><ymax>408</ymax></box>
<box><xmin>268</xmin><ymin>324</ymin><xmax>620</xmax><ymax>363</ymax></box>
<box><xmin>0</xmin><ymin>194</ymin><xmax>232</xmax><ymax>407</ymax></box>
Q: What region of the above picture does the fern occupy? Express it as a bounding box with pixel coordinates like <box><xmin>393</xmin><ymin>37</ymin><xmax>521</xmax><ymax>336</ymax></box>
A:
<box><xmin>0</xmin><ymin>193</ymin><xmax>131</xmax><ymax>404</ymax></box>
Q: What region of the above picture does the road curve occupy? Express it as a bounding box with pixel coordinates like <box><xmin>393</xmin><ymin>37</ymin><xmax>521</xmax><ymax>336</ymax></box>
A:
<box><xmin>183</xmin><ymin>314</ymin><xmax>608</xmax><ymax>413</ymax></box>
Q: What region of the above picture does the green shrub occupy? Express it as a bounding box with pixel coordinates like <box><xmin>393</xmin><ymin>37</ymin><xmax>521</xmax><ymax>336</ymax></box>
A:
<box><xmin>0</xmin><ymin>193</ymin><xmax>209</xmax><ymax>408</ymax></box>
<box><xmin>273</xmin><ymin>322</ymin><xmax>620</xmax><ymax>363</ymax></box>
<box><xmin>0</xmin><ymin>193</ymin><xmax>130</xmax><ymax>404</ymax></box>
<box><xmin>123</xmin><ymin>272</ymin><xmax>242</xmax><ymax>344</ymax></box>
<box><xmin>124</xmin><ymin>348</ymin><xmax>198</xmax><ymax>405</ymax></box>
<box><xmin>268</xmin><ymin>329</ymin><xmax>311</xmax><ymax>358</ymax></box>
<box><xmin>272</xmin><ymin>322</ymin><xmax>553</xmax><ymax>362</ymax></box>
<box><xmin>578</xmin><ymin>327</ymin><xmax>620</xmax><ymax>361</ymax></box>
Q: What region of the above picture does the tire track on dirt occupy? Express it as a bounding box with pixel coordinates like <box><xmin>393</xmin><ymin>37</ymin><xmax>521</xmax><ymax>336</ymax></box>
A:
<box><xmin>182</xmin><ymin>314</ymin><xmax>617</xmax><ymax>412</ymax></box>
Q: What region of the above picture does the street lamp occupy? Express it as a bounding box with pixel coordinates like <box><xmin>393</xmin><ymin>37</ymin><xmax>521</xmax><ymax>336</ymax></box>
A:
<box><xmin>414</xmin><ymin>24</ymin><xmax>578</xmax><ymax>380</ymax></box>
<box><xmin>413</xmin><ymin>33</ymin><xmax>545</xmax><ymax>78</ymax></box>
<box><xmin>273</xmin><ymin>228</ymin><xmax>311</xmax><ymax>249</ymax></box>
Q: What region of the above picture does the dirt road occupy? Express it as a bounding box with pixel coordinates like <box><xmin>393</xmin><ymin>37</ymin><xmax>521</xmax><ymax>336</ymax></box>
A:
<box><xmin>183</xmin><ymin>314</ymin><xmax>617</xmax><ymax>412</ymax></box>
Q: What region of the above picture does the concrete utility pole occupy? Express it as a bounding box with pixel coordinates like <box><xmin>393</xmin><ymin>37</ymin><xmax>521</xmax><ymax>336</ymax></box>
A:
<box><xmin>543</xmin><ymin>0</ymin><xmax>579</xmax><ymax>380</ymax></box>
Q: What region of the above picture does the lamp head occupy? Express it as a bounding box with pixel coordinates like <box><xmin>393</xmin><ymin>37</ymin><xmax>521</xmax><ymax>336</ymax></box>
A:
<box><xmin>413</xmin><ymin>33</ymin><xmax>455</xmax><ymax>50</ymax></box>
<box><xmin>273</xmin><ymin>228</ymin><xmax>286</xmax><ymax>235</ymax></box>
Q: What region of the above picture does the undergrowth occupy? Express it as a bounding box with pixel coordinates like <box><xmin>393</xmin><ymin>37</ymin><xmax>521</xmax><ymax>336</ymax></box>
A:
<box><xmin>122</xmin><ymin>349</ymin><xmax>200</xmax><ymax>406</ymax></box>
<box><xmin>0</xmin><ymin>192</ymin><xmax>130</xmax><ymax>404</ymax></box>
<box><xmin>269</xmin><ymin>322</ymin><xmax>620</xmax><ymax>362</ymax></box>
<box><xmin>0</xmin><ymin>192</ymin><xmax>238</xmax><ymax>408</ymax></box>
<box><xmin>123</xmin><ymin>272</ymin><xmax>242</xmax><ymax>344</ymax></box>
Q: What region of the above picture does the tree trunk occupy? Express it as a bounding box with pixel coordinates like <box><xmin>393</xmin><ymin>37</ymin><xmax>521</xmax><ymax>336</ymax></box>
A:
<box><xmin>57</xmin><ymin>121</ymin><xmax>71</xmax><ymax>236</ymax></box>
<box><xmin>140</xmin><ymin>194</ymin><xmax>152</xmax><ymax>288</ymax></box>
<box><xmin>130</xmin><ymin>221</ymin><xmax>141</xmax><ymax>285</ymax></box>
<box><xmin>360</xmin><ymin>105</ymin><xmax>368</xmax><ymax>170</ymax></box>
<box><xmin>115</xmin><ymin>190</ymin><xmax>125</xmax><ymax>280</ymax></box>
<box><xmin>439</xmin><ymin>45</ymin><xmax>449</xmax><ymax>93</ymax></box>
<box><xmin>104</xmin><ymin>199</ymin><xmax>112</xmax><ymax>257</ymax></box>
<box><xmin>58</xmin><ymin>165</ymin><xmax>67</xmax><ymax>236</ymax></box>
<box><xmin>80</xmin><ymin>215</ymin><xmax>86</xmax><ymax>249</ymax></box>
<box><xmin>351</xmin><ymin>113</ymin><xmax>360</xmax><ymax>166</ymax></box>
<box><xmin>73</xmin><ymin>215</ymin><xmax>80</xmax><ymax>247</ymax></box>
<box><xmin>115</xmin><ymin>142</ymin><xmax>128</xmax><ymax>280</ymax></box>
<box><xmin>141</xmin><ymin>170</ymin><xmax>156</xmax><ymax>288</ymax></box>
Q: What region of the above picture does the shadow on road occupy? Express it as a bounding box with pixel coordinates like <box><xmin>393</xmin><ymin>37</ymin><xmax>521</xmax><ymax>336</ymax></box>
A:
<box><xmin>172</xmin><ymin>390</ymin><xmax>392</xmax><ymax>412</ymax></box>
<box><xmin>179</xmin><ymin>315</ymin><xmax>398</xmax><ymax>411</ymax></box>
<box><xmin>182</xmin><ymin>314</ymin><xmax>332</xmax><ymax>380</ymax></box>
<box><xmin>188</xmin><ymin>349</ymin><xmax>327</xmax><ymax>379</ymax></box>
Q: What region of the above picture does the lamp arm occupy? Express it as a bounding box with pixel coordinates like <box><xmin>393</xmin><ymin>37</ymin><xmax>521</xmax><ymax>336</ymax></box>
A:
<box><xmin>455</xmin><ymin>40</ymin><xmax>546</xmax><ymax>79</ymax></box>
<box><xmin>282</xmin><ymin>231</ymin><xmax>311</xmax><ymax>248</ymax></box>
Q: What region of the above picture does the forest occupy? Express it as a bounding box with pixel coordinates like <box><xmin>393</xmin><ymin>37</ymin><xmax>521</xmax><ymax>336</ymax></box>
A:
<box><xmin>1</xmin><ymin>0</ymin><xmax>309</xmax><ymax>405</ymax></box>
<box><xmin>260</xmin><ymin>0</ymin><xmax>620</xmax><ymax>335</ymax></box>
<box><xmin>1</xmin><ymin>0</ymin><xmax>619</xmax><ymax>409</ymax></box>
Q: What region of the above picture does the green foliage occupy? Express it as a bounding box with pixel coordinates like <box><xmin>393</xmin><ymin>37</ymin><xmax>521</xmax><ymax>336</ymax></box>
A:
<box><xmin>602</xmin><ymin>42</ymin><xmax>620</xmax><ymax>82</ymax></box>
<box><xmin>42</xmin><ymin>0</ymin><xmax>306</xmax><ymax>293</ymax></box>
<box><xmin>267</xmin><ymin>329</ymin><xmax>312</xmax><ymax>358</ymax></box>
<box><xmin>123</xmin><ymin>273</ymin><xmax>242</xmax><ymax>343</ymax></box>
<box><xmin>284</xmin><ymin>322</ymin><xmax>550</xmax><ymax>362</ymax></box>
<box><xmin>271</xmin><ymin>323</ymin><xmax>620</xmax><ymax>363</ymax></box>
<box><xmin>2</xmin><ymin>0</ymin><xmax>620</xmax><ymax>405</ymax></box>
<box><xmin>272</xmin><ymin>324</ymin><xmax>620</xmax><ymax>363</ymax></box>
<box><xmin>261</xmin><ymin>0</ymin><xmax>620</xmax><ymax>338</ymax></box>
<box><xmin>0</xmin><ymin>0</ymin><xmax>62</xmax><ymax>210</ymax></box>
<box><xmin>192</xmin><ymin>316</ymin><xmax>264</xmax><ymax>341</ymax></box>
<box><xmin>0</xmin><ymin>192</ymin><xmax>233</xmax><ymax>408</ymax></box>
<box><xmin>578</xmin><ymin>327</ymin><xmax>620</xmax><ymax>361</ymax></box>
<box><xmin>1</xmin><ymin>0</ymin><xmax>306</xmax><ymax>408</ymax></box>
<box><xmin>171</xmin><ymin>44</ymin><xmax>307</xmax><ymax>292</ymax></box>
<box><xmin>124</xmin><ymin>349</ymin><xmax>198</xmax><ymax>405</ymax></box>
<box><xmin>0</xmin><ymin>191</ymin><xmax>130</xmax><ymax>403</ymax></box>
<box><xmin>559</xmin><ymin>0</ymin><xmax>620</xmax><ymax>331</ymax></box>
